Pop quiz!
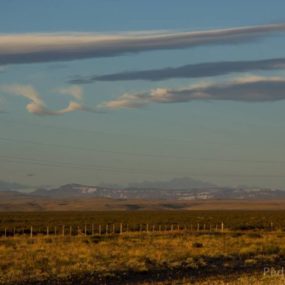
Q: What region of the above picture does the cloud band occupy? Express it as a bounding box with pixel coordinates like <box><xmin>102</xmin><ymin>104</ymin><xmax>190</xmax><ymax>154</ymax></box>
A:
<box><xmin>69</xmin><ymin>58</ymin><xmax>285</xmax><ymax>83</ymax></box>
<box><xmin>1</xmin><ymin>23</ymin><xmax>285</xmax><ymax>65</ymax></box>
<box><xmin>99</xmin><ymin>76</ymin><xmax>285</xmax><ymax>110</ymax></box>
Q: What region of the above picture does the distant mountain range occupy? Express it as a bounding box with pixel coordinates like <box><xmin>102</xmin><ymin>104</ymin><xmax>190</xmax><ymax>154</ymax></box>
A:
<box><xmin>128</xmin><ymin>177</ymin><xmax>215</xmax><ymax>189</ymax></box>
<box><xmin>29</xmin><ymin>177</ymin><xmax>285</xmax><ymax>200</ymax></box>
<box><xmin>0</xmin><ymin>177</ymin><xmax>285</xmax><ymax>211</ymax></box>
<box><xmin>1</xmin><ymin>177</ymin><xmax>285</xmax><ymax>202</ymax></box>
<box><xmin>0</xmin><ymin>180</ymin><xmax>29</xmax><ymax>192</ymax></box>
<box><xmin>32</xmin><ymin>177</ymin><xmax>217</xmax><ymax>199</ymax></box>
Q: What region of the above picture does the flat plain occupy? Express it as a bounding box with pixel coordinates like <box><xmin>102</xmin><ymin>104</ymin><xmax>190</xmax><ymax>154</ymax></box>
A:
<box><xmin>1</xmin><ymin>210</ymin><xmax>285</xmax><ymax>284</ymax></box>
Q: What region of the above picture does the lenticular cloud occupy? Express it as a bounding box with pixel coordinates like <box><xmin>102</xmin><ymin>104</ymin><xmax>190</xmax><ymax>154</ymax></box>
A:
<box><xmin>99</xmin><ymin>76</ymin><xmax>285</xmax><ymax>110</ymax></box>
<box><xmin>1</xmin><ymin>23</ymin><xmax>285</xmax><ymax>65</ymax></box>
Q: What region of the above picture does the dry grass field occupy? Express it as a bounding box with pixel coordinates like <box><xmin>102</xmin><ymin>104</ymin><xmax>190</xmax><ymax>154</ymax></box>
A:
<box><xmin>1</xmin><ymin>228</ymin><xmax>285</xmax><ymax>284</ymax></box>
<box><xmin>1</xmin><ymin>210</ymin><xmax>285</xmax><ymax>284</ymax></box>
<box><xmin>2</xmin><ymin>192</ymin><xmax>285</xmax><ymax>211</ymax></box>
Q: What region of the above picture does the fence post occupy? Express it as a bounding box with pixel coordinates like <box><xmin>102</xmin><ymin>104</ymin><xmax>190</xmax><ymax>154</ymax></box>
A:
<box><xmin>62</xmin><ymin>225</ymin><xmax>65</xmax><ymax>237</ymax></box>
<box><xmin>30</xmin><ymin>226</ymin><xmax>33</xmax><ymax>238</ymax></box>
<box><xmin>197</xmin><ymin>223</ymin><xmax>200</xmax><ymax>231</ymax></box>
<box><xmin>221</xmin><ymin>222</ymin><xmax>224</xmax><ymax>233</ymax></box>
<box><xmin>120</xmin><ymin>223</ymin><xmax>123</xmax><ymax>234</ymax></box>
<box><xmin>223</xmin><ymin>231</ymin><xmax>226</xmax><ymax>254</ymax></box>
<box><xmin>84</xmin><ymin>224</ymin><xmax>87</xmax><ymax>236</ymax></box>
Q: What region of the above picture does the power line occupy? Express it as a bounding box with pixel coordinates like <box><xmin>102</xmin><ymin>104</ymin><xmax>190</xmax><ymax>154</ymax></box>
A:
<box><xmin>0</xmin><ymin>117</ymin><xmax>236</xmax><ymax>147</ymax></box>
<box><xmin>0</xmin><ymin>136</ymin><xmax>284</xmax><ymax>165</ymax></box>
<box><xmin>1</xmin><ymin>155</ymin><xmax>285</xmax><ymax>178</ymax></box>
<box><xmin>0</xmin><ymin>118</ymin><xmax>195</xmax><ymax>143</ymax></box>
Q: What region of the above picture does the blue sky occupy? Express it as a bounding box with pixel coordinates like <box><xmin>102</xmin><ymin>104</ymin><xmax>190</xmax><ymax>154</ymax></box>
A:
<box><xmin>1</xmin><ymin>0</ymin><xmax>285</xmax><ymax>188</ymax></box>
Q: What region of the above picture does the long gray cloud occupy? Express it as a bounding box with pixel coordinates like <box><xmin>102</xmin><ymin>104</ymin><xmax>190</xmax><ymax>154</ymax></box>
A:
<box><xmin>69</xmin><ymin>58</ymin><xmax>285</xmax><ymax>83</ymax></box>
<box><xmin>1</xmin><ymin>23</ymin><xmax>285</xmax><ymax>65</ymax></box>
<box><xmin>98</xmin><ymin>76</ymin><xmax>285</xmax><ymax>110</ymax></box>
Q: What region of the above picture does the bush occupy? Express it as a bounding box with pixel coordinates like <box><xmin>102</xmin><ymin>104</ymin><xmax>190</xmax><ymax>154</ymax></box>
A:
<box><xmin>192</xmin><ymin>242</ymin><xmax>203</xmax><ymax>248</ymax></box>
<box><xmin>231</xmin><ymin>232</ymin><xmax>243</xmax><ymax>238</ymax></box>
<box><xmin>244</xmin><ymin>258</ymin><xmax>257</xmax><ymax>266</ymax></box>
<box><xmin>263</xmin><ymin>244</ymin><xmax>280</xmax><ymax>255</ymax></box>
<box><xmin>247</xmin><ymin>232</ymin><xmax>262</xmax><ymax>238</ymax></box>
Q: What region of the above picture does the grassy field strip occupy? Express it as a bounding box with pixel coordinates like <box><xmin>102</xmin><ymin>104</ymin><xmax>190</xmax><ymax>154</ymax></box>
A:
<box><xmin>1</xmin><ymin>231</ymin><xmax>285</xmax><ymax>284</ymax></box>
<box><xmin>0</xmin><ymin>210</ymin><xmax>283</xmax><ymax>232</ymax></box>
<box><xmin>2</xmin><ymin>211</ymin><xmax>285</xmax><ymax>284</ymax></box>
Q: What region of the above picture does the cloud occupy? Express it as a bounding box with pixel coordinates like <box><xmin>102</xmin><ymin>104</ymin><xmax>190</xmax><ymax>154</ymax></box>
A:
<box><xmin>0</xmin><ymin>84</ymin><xmax>99</xmax><ymax>115</ymax></box>
<box><xmin>1</xmin><ymin>85</ymin><xmax>54</xmax><ymax>115</ymax></box>
<box><xmin>56</xmin><ymin>101</ymin><xmax>100</xmax><ymax>114</ymax></box>
<box><xmin>69</xmin><ymin>58</ymin><xmax>285</xmax><ymax>83</ymax></box>
<box><xmin>0</xmin><ymin>97</ymin><xmax>6</xmax><ymax>113</ymax></box>
<box><xmin>1</xmin><ymin>23</ymin><xmax>285</xmax><ymax>65</ymax></box>
<box><xmin>0</xmin><ymin>66</ymin><xmax>7</xmax><ymax>73</ymax></box>
<box><xmin>57</xmin><ymin>85</ymin><xmax>83</xmax><ymax>100</ymax></box>
<box><xmin>55</xmin><ymin>101</ymin><xmax>84</xmax><ymax>114</ymax></box>
<box><xmin>46</xmin><ymin>63</ymin><xmax>69</xmax><ymax>70</ymax></box>
<box><xmin>98</xmin><ymin>76</ymin><xmax>285</xmax><ymax>110</ymax></box>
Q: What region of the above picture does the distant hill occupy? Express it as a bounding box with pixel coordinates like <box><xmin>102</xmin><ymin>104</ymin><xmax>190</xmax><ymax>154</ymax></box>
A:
<box><xmin>128</xmin><ymin>177</ymin><xmax>215</xmax><ymax>189</ymax></box>
<box><xmin>33</xmin><ymin>184</ymin><xmax>107</xmax><ymax>198</ymax></box>
<box><xmin>0</xmin><ymin>180</ymin><xmax>28</xmax><ymax>192</ymax></box>
<box><xmin>31</xmin><ymin>179</ymin><xmax>217</xmax><ymax>200</ymax></box>
<box><xmin>0</xmin><ymin>178</ymin><xmax>285</xmax><ymax>211</ymax></box>
<box><xmin>30</xmin><ymin>180</ymin><xmax>285</xmax><ymax>201</ymax></box>
<box><xmin>1</xmin><ymin>177</ymin><xmax>285</xmax><ymax>212</ymax></box>
<box><xmin>1</xmin><ymin>190</ymin><xmax>285</xmax><ymax>211</ymax></box>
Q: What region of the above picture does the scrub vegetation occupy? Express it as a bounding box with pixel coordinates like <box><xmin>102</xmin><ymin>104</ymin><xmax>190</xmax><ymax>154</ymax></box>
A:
<box><xmin>1</xmin><ymin>211</ymin><xmax>285</xmax><ymax>284</ymax></box>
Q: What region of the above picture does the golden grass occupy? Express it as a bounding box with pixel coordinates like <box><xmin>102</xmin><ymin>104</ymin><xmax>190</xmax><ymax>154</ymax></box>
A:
<box><xmin>1</xmin><ymin>231</ymin><xmax>285</xmax><ymax>284</ymax></box>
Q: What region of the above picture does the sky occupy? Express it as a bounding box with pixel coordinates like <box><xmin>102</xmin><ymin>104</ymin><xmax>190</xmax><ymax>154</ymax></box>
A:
<box><xmin>1</xmin><ymin>0</ymin><xmax>285</xmax><ymax>188</ymax></box>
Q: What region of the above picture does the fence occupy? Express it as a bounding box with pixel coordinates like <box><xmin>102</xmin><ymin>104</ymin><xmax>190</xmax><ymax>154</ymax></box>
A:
<box><xmin>0</xmin><ymin>222</ymin><xmax>226</xmax><ymax>238</ymax></box>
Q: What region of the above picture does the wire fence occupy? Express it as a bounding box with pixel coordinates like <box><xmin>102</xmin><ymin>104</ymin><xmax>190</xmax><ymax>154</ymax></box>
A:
<box><xmin>0</xmin><ymin>222</ymin><xmax>227</xmax><ymax>238</ymax></box>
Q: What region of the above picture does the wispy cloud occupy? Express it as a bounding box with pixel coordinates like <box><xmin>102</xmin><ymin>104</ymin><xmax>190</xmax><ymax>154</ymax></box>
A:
<box><xmin>0</xmin><ymin>97</ymin><xmax>6</xmax><ymax>113</ymax></box>
<box><xmin>98</xmin><ymin>76</ymin><xmax>285</xmax><ymax>110</ymax></box>
<box><xmin>1</xmin><ymin>85</ymin><xmax>54</xmax><ymax>115</ymax></box>
<box><xmin>0</xmin><ymin>65</ymin><xmax>8</xmax><ymax>73</ymax></box>
<box><xmin>56</xmin><ymin>101</ymin><xmax>100</xmax><ymax>114</ymax></box>
<box><xmin>0</xmin><ymin>85</ymin><xmax>99</xmax><ymax>115</ymax></box>
<box><xmin>1</xmin><ymin>23</ymin><xmax>285</xmax><ymax>65</ymax></box>
<box><xmin>70</xmin><ymin>58</ymin><xmax>285</xmax><ymax>83</ymax></box>
<box><xmin>46</xmin><ymin>63</ymin><xmax>69</xmax><ymax>70</ymax></box>
<box><xmin>57</xmin><ymin>85</ymin><xmax>83</xmax><ymax>100</ymax></box>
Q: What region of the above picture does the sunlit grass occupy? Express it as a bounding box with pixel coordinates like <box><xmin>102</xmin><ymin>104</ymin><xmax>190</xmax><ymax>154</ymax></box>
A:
<box><xmin>1</xmin><ymin>231</ymin><xmax>285</xmax><ymax>284</ymax></box>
